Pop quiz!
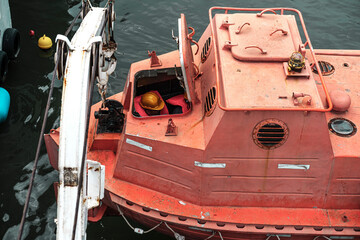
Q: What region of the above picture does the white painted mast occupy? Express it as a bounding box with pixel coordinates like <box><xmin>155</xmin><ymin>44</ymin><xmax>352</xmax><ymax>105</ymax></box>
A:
<box><xmin>54</xmin><ymin>1</ymin><xmax>116</xmax><ymax>239</ymax></box>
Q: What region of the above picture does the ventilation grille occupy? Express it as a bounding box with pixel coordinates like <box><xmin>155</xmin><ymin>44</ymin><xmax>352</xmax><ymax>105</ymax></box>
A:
<box><xmin>253</xmin><ymin>119</ymin><xmax>288</xmax><ymax>149</ymax></box>
<box><xmin>204</xmin><ymin>87</ymin><xmax>216</xmax><ymax>116</ymax></box>
<box><xmin>201</xmin><ymin>37</ymin><xmax>212</xmax><ymax>63</ymax></box>
<box><xmin>311</xmin><ymin>61</ymin><xmax>335</xmax><ymax>76</ymax></box>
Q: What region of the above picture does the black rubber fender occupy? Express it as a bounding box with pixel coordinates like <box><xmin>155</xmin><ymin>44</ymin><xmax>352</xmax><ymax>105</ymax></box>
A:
<box><xmin>0</xmin><ymin>51</ymin><xmax>8</xmax><ymax>83</ymax></box>
<box><xmin>2</xmin><ymin>28</ymin><xmax>20</xmax><ymax>59</ymax></box>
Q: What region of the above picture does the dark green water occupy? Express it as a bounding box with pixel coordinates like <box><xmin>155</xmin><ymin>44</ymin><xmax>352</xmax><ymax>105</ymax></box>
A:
<box><xmin>0</xmin><ymin>0</ymin><xmax>359</xmax><ymax>239</ymax></box>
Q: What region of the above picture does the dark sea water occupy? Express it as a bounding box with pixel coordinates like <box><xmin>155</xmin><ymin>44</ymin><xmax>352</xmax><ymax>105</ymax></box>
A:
<box><xmin>0</xmin><ymin>0</ymin><xmax>359</xmax><ymax>239</ymax></box>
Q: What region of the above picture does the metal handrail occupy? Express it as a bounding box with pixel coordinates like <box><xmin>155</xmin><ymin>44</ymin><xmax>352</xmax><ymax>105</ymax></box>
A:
<box><xmin>208</xmin><ymin>7</ymin><xmax>333</xmax><ymax>112</ymax></box>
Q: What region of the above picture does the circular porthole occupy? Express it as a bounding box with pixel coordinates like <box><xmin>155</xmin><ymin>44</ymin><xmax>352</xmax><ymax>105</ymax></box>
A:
<box><xmin>253</xmin><ymin>119</ymin><xmax>289</xmax><ymax>150</ymax></box>
<box><xmin>328</xmin><ymin>118</ymin><xmax>356</xmax><ymax>137</ymax></box>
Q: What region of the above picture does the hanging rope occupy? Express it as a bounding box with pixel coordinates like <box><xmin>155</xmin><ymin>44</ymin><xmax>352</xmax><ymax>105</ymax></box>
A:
<box><xmin>218</xmin><ymin>231</ymin><xmax>224</xmax><ymax>240</ymax></box>
<box><xmin>266</xmin><ymin>234</ymin><xmax>281</xmax><ymax>240</ymax></box>
<box><xmin>16</xmin><ymin>9</ymin><xmax>82</xmax><ymax>240</ymax></box>
<box><xmin>313</xmin><ymin>236</ymin><xmax>331</xmax><ymax>240</ymax></box>
<box><xmin>116</xmin><ymin>202</ymin><xmax>232</xmax><ymax>240</ymax></box>
<box><xmin>204</xmin><ymin>231</ymin><xmax>215</xmax><ymax>240</ymax></box>
<box><xmin>164</xmin><ymin>222</ymin><xmax>185</xmax><ymax>240</ymax></box>
<box><xmin>116</xmin><ymin>205</ymin><xmax>163</xmax><ymax>234</ymax></box>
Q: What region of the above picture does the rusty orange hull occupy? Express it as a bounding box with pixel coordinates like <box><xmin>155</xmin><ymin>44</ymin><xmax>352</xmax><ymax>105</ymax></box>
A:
<box><xmin>46</xmin><ymin>7</ymin><xmax>360</xmax><ymax>240</ymax></box>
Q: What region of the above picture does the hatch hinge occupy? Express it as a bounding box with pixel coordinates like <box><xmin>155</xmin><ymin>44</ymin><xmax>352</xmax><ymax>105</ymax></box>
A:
<box><xmin>220</xmin><ymin>17</ymin><xmax>235</xmax><ymax>29</ymax></box>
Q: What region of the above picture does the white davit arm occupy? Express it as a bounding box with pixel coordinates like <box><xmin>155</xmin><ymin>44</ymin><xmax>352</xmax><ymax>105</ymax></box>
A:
<box><xmin>55</xmin><ymin>3</ymin><xmax>116</xmax><ymax>239</ymax></box>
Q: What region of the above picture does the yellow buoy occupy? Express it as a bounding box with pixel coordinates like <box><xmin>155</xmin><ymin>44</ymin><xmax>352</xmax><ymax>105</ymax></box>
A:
<box><xmin>38</xmin><ymin>34</ymin><xmax>52</xmax><ymax>50</ymax></box>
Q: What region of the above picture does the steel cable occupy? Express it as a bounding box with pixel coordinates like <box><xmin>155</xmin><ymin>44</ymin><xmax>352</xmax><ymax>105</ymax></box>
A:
<box><xmin>16</xmin><ymin>9</ymin><xmax>82</xmax><ymax>240</ymax></box>
<box><xmin>70</xmin><ymin>41</ymin><xmax>100</xmax><ymax>240</ymax></box>
<box><xmin>70</xmin><ymin>7</ymin><xmax>110</xmax><ymax>239</ymax></box>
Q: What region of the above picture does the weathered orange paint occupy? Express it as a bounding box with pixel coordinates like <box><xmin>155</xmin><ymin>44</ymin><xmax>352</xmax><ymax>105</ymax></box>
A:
<box><xmin>45</xmin><ymin>7</ymin><xmax>360</xmax><ymax>240</ymax></box>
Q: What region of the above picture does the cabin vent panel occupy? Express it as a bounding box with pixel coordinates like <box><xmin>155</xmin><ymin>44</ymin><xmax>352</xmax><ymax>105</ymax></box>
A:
<box><xmin>253</xmin><ymin>119</ymin><xmax>289</xmax><ymax>150</ymax></box>
<box><xmin>204</xmin><ymin>87</ymin><xmax>216</xmax><ymax>116</ymax></box>
<box><xmin>201</xmin><ymin>37</ymin><xmax>212</xmax><ymax>63</ymax></box>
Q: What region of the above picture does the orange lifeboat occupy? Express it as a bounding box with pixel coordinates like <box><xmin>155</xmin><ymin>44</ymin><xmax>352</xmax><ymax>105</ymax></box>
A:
<box><xmin>45</xmin><ymin>7</ymin><xmax>360</xmax><ymax>240</ymax></box>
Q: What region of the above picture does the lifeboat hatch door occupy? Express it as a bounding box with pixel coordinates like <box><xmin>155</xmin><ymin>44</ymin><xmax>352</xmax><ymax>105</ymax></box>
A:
<box><xmin>178</xmin><ymin>13</ymin><xmax>195</xmax><ymax>103</ymax></box>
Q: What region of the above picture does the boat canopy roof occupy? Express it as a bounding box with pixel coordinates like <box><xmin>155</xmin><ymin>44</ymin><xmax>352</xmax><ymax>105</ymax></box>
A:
<box><xmin>210</xmin><ymin>8</ymin><xmax>331</xmax><ymax>111</ymax></box>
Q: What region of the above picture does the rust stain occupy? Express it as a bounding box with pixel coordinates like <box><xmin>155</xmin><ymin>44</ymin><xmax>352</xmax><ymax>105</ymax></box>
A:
<box><xmin>189</xmin><ymin>111</ymin><xmax>206</xmax><ymax>131</ymax></box>
<box><xmin>262</xmin><ymin>150</ymin><xmax>270</xmax><ymax>191</ymax></box>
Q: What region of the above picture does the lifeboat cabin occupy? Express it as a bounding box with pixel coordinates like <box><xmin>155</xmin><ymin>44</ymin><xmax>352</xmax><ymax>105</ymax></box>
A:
<box><xmin>46</xmin><ymin>7</ymin><xmax>360</xmax><ymax>240</ymax></box>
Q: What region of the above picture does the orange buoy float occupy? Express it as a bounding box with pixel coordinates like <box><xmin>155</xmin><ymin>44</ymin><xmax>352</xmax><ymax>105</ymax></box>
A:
<box><xmin>38</xmin><ymin>34</ymin><xmax>52</xmax><ymax>50</ymax></box>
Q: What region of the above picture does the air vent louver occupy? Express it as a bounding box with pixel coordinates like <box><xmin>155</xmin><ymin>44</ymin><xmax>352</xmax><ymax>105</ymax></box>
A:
<box><xmin>311</xmin><ymin>61</ymin><xmax>335</xmax><ymax>76</ymax></box>
<box><xmin>253</xmin><ymin>119</ymin><xmax>288</xmax><ymax>149</ymax></box>
<box><xmin>204</xmin><ymin>87</ymin><xmax>216</xmax><ymax>116</ymax></box>
<box><xmin>201</xmin><ymin>37</ymin><xmax>212</xmax><ymax>63</ymax></box>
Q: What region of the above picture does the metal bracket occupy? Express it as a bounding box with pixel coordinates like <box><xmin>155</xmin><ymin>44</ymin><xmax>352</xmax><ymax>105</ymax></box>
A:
<box><xmin>87</xmin><ymin>160</ymin><xmax>105</xmax><ymax>209</ymax></box>
<box><xmin>63</xmin><ymin>167</ymin><xmax>78</xmax><ymax>187</ymax></box>
<box><xmin>148</xmin><ymin>50</ymin><xmax>162</xmax><ymax>67</ymax></box>
<box><xmin>172</xmin><ymin>29</ymin><xmax>179</xmax><ymax>44</ymax></box>
<box><xmin>165</xmin><ymin>118</ymin><xmax>178</xmax><ymax>136</ymax></box>
<box><xmin>223</xmin><ymin>41</ymin><xmax>238</xmax><ymax>49</ymax></box>
<box><xmin>85</xmin><ymin>36</ymin><xmax>103</xmax><ymax>51</ymax></box>
<box><xmin>55</xmin><ymin>34</ymin><xmax>75</xmax><ymax>51</ymax></box>
<box><xmin>292</xmin><ymin>92</ymin><xmax>312</xmax><ymax>106</ymax></box>
<box><xmin>220</xmin><ymin>17</ymin><xmax>235</xmax><ymax>29</ymax></box>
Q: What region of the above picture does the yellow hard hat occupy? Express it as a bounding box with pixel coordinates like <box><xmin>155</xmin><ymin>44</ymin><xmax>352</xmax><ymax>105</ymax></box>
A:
<box><xmin>140</xmin><ymin>92</ymin><xmax>165</xmax><ymax>111</ymax></box>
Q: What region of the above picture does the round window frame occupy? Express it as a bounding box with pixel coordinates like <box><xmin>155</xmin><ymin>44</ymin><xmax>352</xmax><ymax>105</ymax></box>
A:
<box><xmin>328</xmin><ymin>118</ymin><xmax>357</xmax><ymax>137</ymax></box>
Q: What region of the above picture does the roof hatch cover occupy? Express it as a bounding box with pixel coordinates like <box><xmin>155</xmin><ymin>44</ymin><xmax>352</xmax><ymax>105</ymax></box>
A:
<box><xmin>228</xmin><ymin>14</ymin><xmax>299</xmax><ymax>61</ymax></box>
<box><xmin>178</xmin><ymin>14</ymin><xmax>196</xmax><ymax>102</ymax></box>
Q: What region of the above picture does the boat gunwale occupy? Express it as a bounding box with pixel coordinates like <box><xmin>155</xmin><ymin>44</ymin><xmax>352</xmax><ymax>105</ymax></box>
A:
<box><xmin>108</xmin><ymin>191</ymin><xmax>360</xmax><ymax>237</ymax></box>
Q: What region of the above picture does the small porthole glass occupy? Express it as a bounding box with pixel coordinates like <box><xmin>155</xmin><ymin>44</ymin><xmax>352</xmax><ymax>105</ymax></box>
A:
<box><xmin>328</xmin><ymin>118</ymin><xmax>356</xmax><ymax>137</ymax></box>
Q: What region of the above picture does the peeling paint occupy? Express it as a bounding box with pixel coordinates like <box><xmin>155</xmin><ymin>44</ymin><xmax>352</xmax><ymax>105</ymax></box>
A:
<box><xmin>278</xmin><ymin>164</ymin><xmax>310</xmax><ymax>170</ymax></box>
<box><xmin>195</xmin><ymin>161</ymin><xmax>226</xmax><ymax>168</ymax></box>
